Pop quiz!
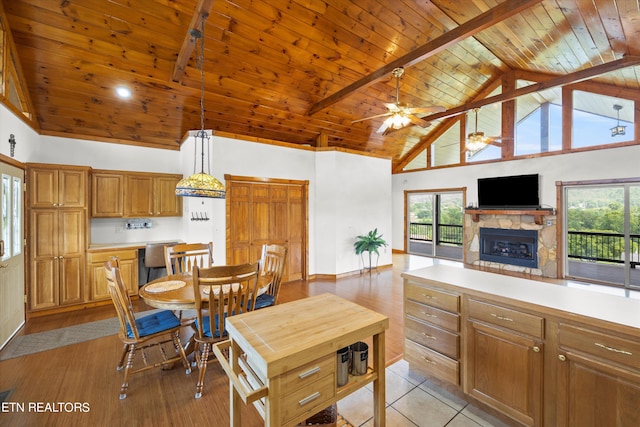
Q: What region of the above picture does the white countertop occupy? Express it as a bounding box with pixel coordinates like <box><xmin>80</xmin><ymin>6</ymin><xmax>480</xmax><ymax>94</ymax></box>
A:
<box><xmin>87</xmin><ymin>240</ymin><xmax>182</xmax><ymax>252</ymax></box>
<box><xmin>402</xmin><ymin>265</ymin><xmax>640</xmax><ymax>330</ymax></box>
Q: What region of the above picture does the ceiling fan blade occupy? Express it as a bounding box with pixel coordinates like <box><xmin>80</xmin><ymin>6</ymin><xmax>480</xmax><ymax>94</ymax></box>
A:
<box><xmin>351</xmin><ymin>112</ymin><xmax>392</xmax><ymax>124</ymax></box>
<box><xmin>407</xmin><ymin>115</ymin><xmax>431</xmax><ymax>128</ymax></box>
<box><xmin>376</xmin><ymin>120</ymin><xmax>391</xmax><ymax>134</ymax></box>
<box><xmin>384</xmin><ymin>102</ymin><xmax>402</xmax><ymax>112</ymax></box>
<box><xmin>404</xmin><ymin>105</ymin><xmax>446</xmax><ymax>115</ymax></box>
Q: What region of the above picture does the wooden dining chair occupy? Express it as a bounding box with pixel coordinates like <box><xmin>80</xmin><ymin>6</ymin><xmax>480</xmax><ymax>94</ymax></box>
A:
<box><xmin>191</xmin><ymin>262</ymin><xmax>260</xmax><ymax>399</ymax></box>
<box><xmin>104</xmin><ymin>257</ymin><xmax>191</xmax><ymax>399</ymax></box>
<box><xmin>164</xmin><ymin>242</ymin><xmax>213</xmax><ymax>275</ymax></box>
<box><xmin>253</xmin><ymin>244</ymin><xmax>288</xmax><ymax>309</ymax></box>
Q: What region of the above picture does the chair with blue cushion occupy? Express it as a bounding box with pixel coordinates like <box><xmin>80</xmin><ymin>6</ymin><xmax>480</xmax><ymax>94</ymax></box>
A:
<box><xmin>191</xmin><ymin>262</ymin><xmax>260</xmax><ymax>398</ymax></box>
<box><xmin>253</xmin><ymin>244</ymin><xmax>287</xmax><ymax>309</ymax></box>
<box><xmin>104</xmin><ymin>257</ymin><xmax>191</xmax><ymax>399</ymax></box>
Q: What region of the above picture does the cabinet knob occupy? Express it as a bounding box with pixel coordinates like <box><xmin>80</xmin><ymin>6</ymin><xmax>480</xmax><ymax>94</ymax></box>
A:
<box><xmin>532</xmin><ymin>346</ymin><xmax>540</xmax><ymax>353</ymax></box>
<box><xmin>558</xmin><ymin>354</ymin><xmax>566</xmax><ymax>361</ymax></box>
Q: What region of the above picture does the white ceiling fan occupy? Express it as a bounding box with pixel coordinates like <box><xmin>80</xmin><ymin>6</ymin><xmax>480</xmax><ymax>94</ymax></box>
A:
<box><xmin>465</xmin><ymin>107</ymin><xmax>510</xmax><ymax>153</ymax></box>
<box><xmin>352</xmin><ymin>67</ymin><xmax>445</xmax><ymax>134</ymax></box>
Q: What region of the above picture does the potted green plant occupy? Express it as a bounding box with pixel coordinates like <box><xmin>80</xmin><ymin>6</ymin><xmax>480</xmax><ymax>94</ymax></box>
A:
<box><xmin>354</xmin><ymin>228</ymin><xmax>388</xmax><ymax>272</ymax></box>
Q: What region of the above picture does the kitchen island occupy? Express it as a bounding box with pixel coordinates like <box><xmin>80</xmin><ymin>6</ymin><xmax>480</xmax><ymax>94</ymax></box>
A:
<box><xmin>402</xmin><ymin>264</ymin><xmax>640</xmax><ymax>427</ymax></box>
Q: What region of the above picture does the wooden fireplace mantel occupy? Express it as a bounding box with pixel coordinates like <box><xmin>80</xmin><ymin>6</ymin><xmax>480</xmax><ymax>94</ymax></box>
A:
<box><xmin>465</xmin><ymin>208</ymin><xmax>555</xmax><ymax>225</ymax></box>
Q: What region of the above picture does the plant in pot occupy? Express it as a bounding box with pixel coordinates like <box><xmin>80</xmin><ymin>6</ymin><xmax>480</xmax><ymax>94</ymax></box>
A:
<box><xmin>354</xmin><ymin>228</ymin><xmax>388</xmax><ymax>272</ymax></box>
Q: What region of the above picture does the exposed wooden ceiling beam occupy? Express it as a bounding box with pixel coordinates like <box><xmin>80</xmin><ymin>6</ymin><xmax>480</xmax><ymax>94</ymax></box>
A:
<box><xmin>418</xmin><ymin>56</ymin><xmax>640</xmax><ymax>123</ymax></box>
<box><xmin>306</xmin><ymin>0</ymin><xmax>543</xmax><ymax>116</ymax></box>
<box><xmin>171</xmin><ymin>0</ymin><xmax>215</xmax><ymax>82</ymax></box>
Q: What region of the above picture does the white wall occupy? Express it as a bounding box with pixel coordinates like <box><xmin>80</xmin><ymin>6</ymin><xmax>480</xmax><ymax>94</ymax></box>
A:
<box><xmin>391</xmin><ymin>145</ymin><xmax>640</xmax><ymax>249</ymax></box>
<box><xmin>0</xmin><ymin>107</ymin><xmax>39</xmax><ymax>162</ymax></box>
<box><xmin>1</xmin><ymin>103</ymin><xmax>391</xmax><ymax>275</ymax></box>
<box><xmin>315</xmin><ymin>151</ymin><xmax>392</xmax><ymax>273</ymax></box>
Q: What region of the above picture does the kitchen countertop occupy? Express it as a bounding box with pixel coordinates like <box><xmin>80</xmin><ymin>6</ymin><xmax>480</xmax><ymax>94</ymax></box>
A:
<box><xmin>402</xmin><ymin>264</ymin><xmax>640</xmax><ymax>331</ymax></box>
<box><xmin>87</xmin><ymin>240</ymin><xmax>182</xmax><ymax>252</ymax></box>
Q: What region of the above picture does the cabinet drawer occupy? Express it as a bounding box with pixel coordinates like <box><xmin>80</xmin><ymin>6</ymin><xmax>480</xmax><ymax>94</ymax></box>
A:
<box><xmin>405</xmin><ymin>316</ymin><xmax>459</xmax><ymax>359</ymax></box>
<box><xmin>88</xmin><ymin>249</ymin><xmax>138</xmax><ymax>263</ymax></box>
<box><xmin>280</xmin><ymin>354</ymin><xmax>334</xmax><ymax>393</ymax></box>
<box><xmin>405</xmin><ymin>339</ymin><xmax>459</xmax><ymax>386</ymax></box>
<box><xmin>405</xmin><ymin>282</ymin><xmax>460</xmax><ymax>312</ymax></box>
<box><xmin>467</xmin><ymin>299</ymin><xmax>544</xmax><ymax>339</ymax></box>
<box><xmin>406</xmin><ymin>299</ymin><xmax>460</xmax><ymax>332</ymax></box>
<box><xmin>559</xmin><ymin>323</ymin><xmax>640</xmax><ymax>370</ymax></box>
<box><xmin>280</xmin><ymin>372</ymin><xmax>335</xmax><ymax>425</ymax></box>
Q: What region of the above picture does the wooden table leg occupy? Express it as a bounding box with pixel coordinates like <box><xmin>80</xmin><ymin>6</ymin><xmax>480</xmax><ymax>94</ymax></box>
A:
<box><xmin>372</xmin><ymin>331</ymin><xmax>386</xmax><ymax>427</ymax></box>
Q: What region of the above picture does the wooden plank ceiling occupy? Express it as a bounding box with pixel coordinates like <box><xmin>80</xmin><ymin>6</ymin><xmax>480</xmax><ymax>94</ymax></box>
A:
<box><xmin>3</xmin><ymin>0</ymin><xmax>640</xmax><ymax>169</ymax></box>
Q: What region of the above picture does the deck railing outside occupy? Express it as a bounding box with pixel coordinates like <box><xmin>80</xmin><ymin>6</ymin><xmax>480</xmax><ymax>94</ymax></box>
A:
<box><xmin>409</xmin><ymin>223</ymin><xmax>640</xmax><ymax>266</ymax></box>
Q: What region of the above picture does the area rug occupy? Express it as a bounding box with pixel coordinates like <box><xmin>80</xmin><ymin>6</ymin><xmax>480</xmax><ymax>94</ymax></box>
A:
<box><xmin>0</xmin><ymin>309</ymin><xmax>173</xmax><ymax>361</ymax></box>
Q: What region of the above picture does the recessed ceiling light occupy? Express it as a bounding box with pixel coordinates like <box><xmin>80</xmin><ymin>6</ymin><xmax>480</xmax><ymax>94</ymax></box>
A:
<box><xmin>115</xmin><ymin>86</ymin><xmax>132</xmax><ymax>99</ymax></box>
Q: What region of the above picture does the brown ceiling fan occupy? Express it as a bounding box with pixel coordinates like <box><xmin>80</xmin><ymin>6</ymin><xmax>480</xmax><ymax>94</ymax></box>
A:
<box><xmin>351</xmin><ymin>67</ymin><xmax>445</xmax><ymax>134</ymax></box>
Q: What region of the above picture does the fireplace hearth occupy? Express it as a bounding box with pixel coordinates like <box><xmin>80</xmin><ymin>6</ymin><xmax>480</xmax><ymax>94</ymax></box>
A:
<box><xmin>479</xmin><ymin>228</ymin><xmax>538</xmax><ymax>268</ymax></box>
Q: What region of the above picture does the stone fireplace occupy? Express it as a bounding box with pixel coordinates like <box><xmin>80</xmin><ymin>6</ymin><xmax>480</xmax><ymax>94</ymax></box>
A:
<box><xmin>465</xmin><ymin>210</ymin><xmax>557</xmax><ymax>278</ymax></box>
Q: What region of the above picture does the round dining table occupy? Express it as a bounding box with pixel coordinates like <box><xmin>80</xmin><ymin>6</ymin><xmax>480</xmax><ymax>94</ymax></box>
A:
<box><xmin>138</xmin><ymin>272</ymin><xmax>273</xmax><ymax>311</ymax></box>
<box><xmin>138</xmin><ymin>272</ymin><xmax>272</xmax><ymax>355</ymax></box>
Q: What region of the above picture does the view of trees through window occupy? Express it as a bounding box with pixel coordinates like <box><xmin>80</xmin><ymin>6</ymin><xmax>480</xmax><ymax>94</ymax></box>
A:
<box><xmin>566</xmin><ymin>184</ymin><xmax>640</xmax><ymax>288</ymax></box>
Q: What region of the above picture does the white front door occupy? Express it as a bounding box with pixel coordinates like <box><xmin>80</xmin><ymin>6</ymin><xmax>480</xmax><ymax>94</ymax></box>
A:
<box><xmin>0</xmin><ymin>161</ymin><xmax>25</xmax><ymax>349</ymax></box>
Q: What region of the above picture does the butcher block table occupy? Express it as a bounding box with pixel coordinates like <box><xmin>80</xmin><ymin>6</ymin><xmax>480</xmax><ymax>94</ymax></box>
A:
<box><xmin>213</xmin><ymin>293</ymin><xmax>389</xmax><ymax>427</ymax></box>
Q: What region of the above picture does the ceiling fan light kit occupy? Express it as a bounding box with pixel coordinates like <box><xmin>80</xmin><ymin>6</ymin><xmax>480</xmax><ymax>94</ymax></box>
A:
<box><xmin>353</xmin><ymin>66</ymin><xmax>444</xmax><ymax>134</ymax></box>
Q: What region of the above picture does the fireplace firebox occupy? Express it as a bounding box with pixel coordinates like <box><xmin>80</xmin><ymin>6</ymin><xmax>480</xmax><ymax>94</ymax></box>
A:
<box><xmin>479</xmin><ymin>228</ymin><xmax>538</xmax><ymax>268</ymax></box>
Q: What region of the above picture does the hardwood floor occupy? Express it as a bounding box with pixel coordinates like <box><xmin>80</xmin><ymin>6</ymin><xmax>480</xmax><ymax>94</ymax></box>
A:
<box><xmin>0</xmin><ymin>254</ymin><xmax>429</xmax><ymax>426</ymax></box>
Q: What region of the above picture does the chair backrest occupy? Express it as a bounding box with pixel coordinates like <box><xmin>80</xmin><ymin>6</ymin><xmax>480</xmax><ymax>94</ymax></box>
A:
<box><xmin>260</xmin><ymin>244</ymin><xmax>288</xmax><ymax>302</ymax></box>
<box><xmin>144</xmin><ymin>242</ymin><xmax>177</xmax><ymax>268</ymax></box>
<box><xmin>165</xmin><ymin>242</ymin><xmax>213</xmax><ymax>274</ymax></box>
<box><xmin>192</xmin><ymin>262</ymin><xmax>260</xmax><ymax>341</ymax></box>
<box><xmin>104</xmin><ymin>257</ymin><xmax>140</xmax><ymax>341</ymax></box>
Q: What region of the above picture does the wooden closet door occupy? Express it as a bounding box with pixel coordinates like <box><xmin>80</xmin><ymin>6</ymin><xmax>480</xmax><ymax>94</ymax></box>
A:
<box><xmin>226</xmin><ymin>177</ymin><xmax>307</xmax><ymax>283</ymax></box>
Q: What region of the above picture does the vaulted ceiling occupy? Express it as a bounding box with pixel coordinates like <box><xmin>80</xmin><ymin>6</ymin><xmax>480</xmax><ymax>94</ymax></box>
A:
<box><xmin>3</xmin><ymin>0</ymin><xmax>640</xmax><ymax>170</ymax></box>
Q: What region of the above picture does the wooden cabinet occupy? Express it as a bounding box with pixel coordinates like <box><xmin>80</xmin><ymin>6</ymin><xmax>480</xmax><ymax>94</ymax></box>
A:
<box><xmin>91</xmin><ymin>171</ymin><xmax>124</xmax><ymax>217</ymax></box>
<box><xmin>124</xmin><ymin>173</ymin><xmax>182</xmax><ymax>217</ymax></box>
<box><xmin>30</xmin><ymin>209</ymin><xmax>86</xmax><ymax>309</ymax></box>
<box><xmin>403</xmin><ymin>281</ymin><xmax>461</xmax><ymax>386</ymax></box>
<box><xmin>403</xmin><ymin>265</ymin><xmax>640</xmax><ymax>427</ymax></box>
<box><xmin>28</xmin><ymin>164</ymin><xmax>89</xmax><ymax>311</ymax></box>
<box><xmin>91</xmin><ymin>171</ymin><xmax>182</xmax><ymax>218</ymax></box>
<box><xmin>87</xmin><ymin>249</ymin><xmax>138</xmax><ymax>301</ymax></box>
<box><xmin>556</xmin><ymin>322</ymin><xmax>640</xmax><ymax>427</ymax></box>
<box><xmin>30</xmin><ymin>165</ymin><xmax>87</xmax><ymax>208</ymax></box>
<box><xmin>465</xmin><ymin>299</ymin><xmax>544</xmax><ymax>427</ymax></box>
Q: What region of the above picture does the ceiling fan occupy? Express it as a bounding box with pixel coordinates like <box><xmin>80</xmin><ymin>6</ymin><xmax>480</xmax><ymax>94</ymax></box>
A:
<box><xmin>465</xmin><ymin>108</ymin><xmax>509</xmax><ymax>153</ymax></box>
<box><xmin>352</xmin><ymin>67</ymin><xmax>445</xmax><ymax>134</ymax></box>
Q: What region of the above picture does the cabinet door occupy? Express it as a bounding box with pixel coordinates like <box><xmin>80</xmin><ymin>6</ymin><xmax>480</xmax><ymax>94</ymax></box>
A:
<box><xmin>557</xmin><ymin>351</ymin><xmax>640</xmax><ymax>427</ymax></box>
<box><xmin>59</xmin><ymin>255</ymin><xmax>83</xmax><ymax>305</ymax></box>
<box><xmin>30</xmin><ymin>209</ymin><xmax>59</xmax><ymax>309</ymax></box>
<box><xmin>29</xmin><ymin>168</ymin><xmax>58</xmax><ymax>208</ymax></box>
<box><xmin>92</xmin><ymin>173</ymin><xmax>124</xmax><ymax>217</ymax></box>
<box><xmin>124</xmin><ymin>175</ymin><xmax>153</xmax><ymax>217</ymax></box>
<box><xmin>58</xmin><ymin>210</ymin><xmax>85</xmax><ymax>305</ymax></box>
<box><xmin>58</xmin><ymin>169</ymin><xmax>86</xmax><ymax>207</ymax></box>
<box><xmin>154</xmin><ymin>175</ymin><xmax>182</xmax><ymax>216</ymax></box>
<box><xmin>89</xmin><ymin>251</ymin><xmax>138</xmax><ymax>301</ymax></box>
<box><xmin>465</xmin><ymin>321</ymin><xmax>543</xmax><ymax>427</ymax></box>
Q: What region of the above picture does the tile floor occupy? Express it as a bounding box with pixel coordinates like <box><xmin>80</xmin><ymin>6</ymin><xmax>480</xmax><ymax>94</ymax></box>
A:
<box><xmin>337</xmin><ymin>359</ymin><xmax>511</xmax><ymax>427</ymax></box>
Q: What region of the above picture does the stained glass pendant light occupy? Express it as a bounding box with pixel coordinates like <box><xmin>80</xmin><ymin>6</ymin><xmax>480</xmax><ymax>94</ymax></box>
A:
<box><xmin>175</xmin><ymin>13</ymin><xmax>225</xmax><ymax>199</ymax></box>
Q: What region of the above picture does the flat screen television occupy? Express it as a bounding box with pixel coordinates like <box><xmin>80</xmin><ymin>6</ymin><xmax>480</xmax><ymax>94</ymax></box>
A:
<box><xmin>477</xmin><ymin>173</ymin><xmax>540</xmax><ymax>209</ymax></box>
